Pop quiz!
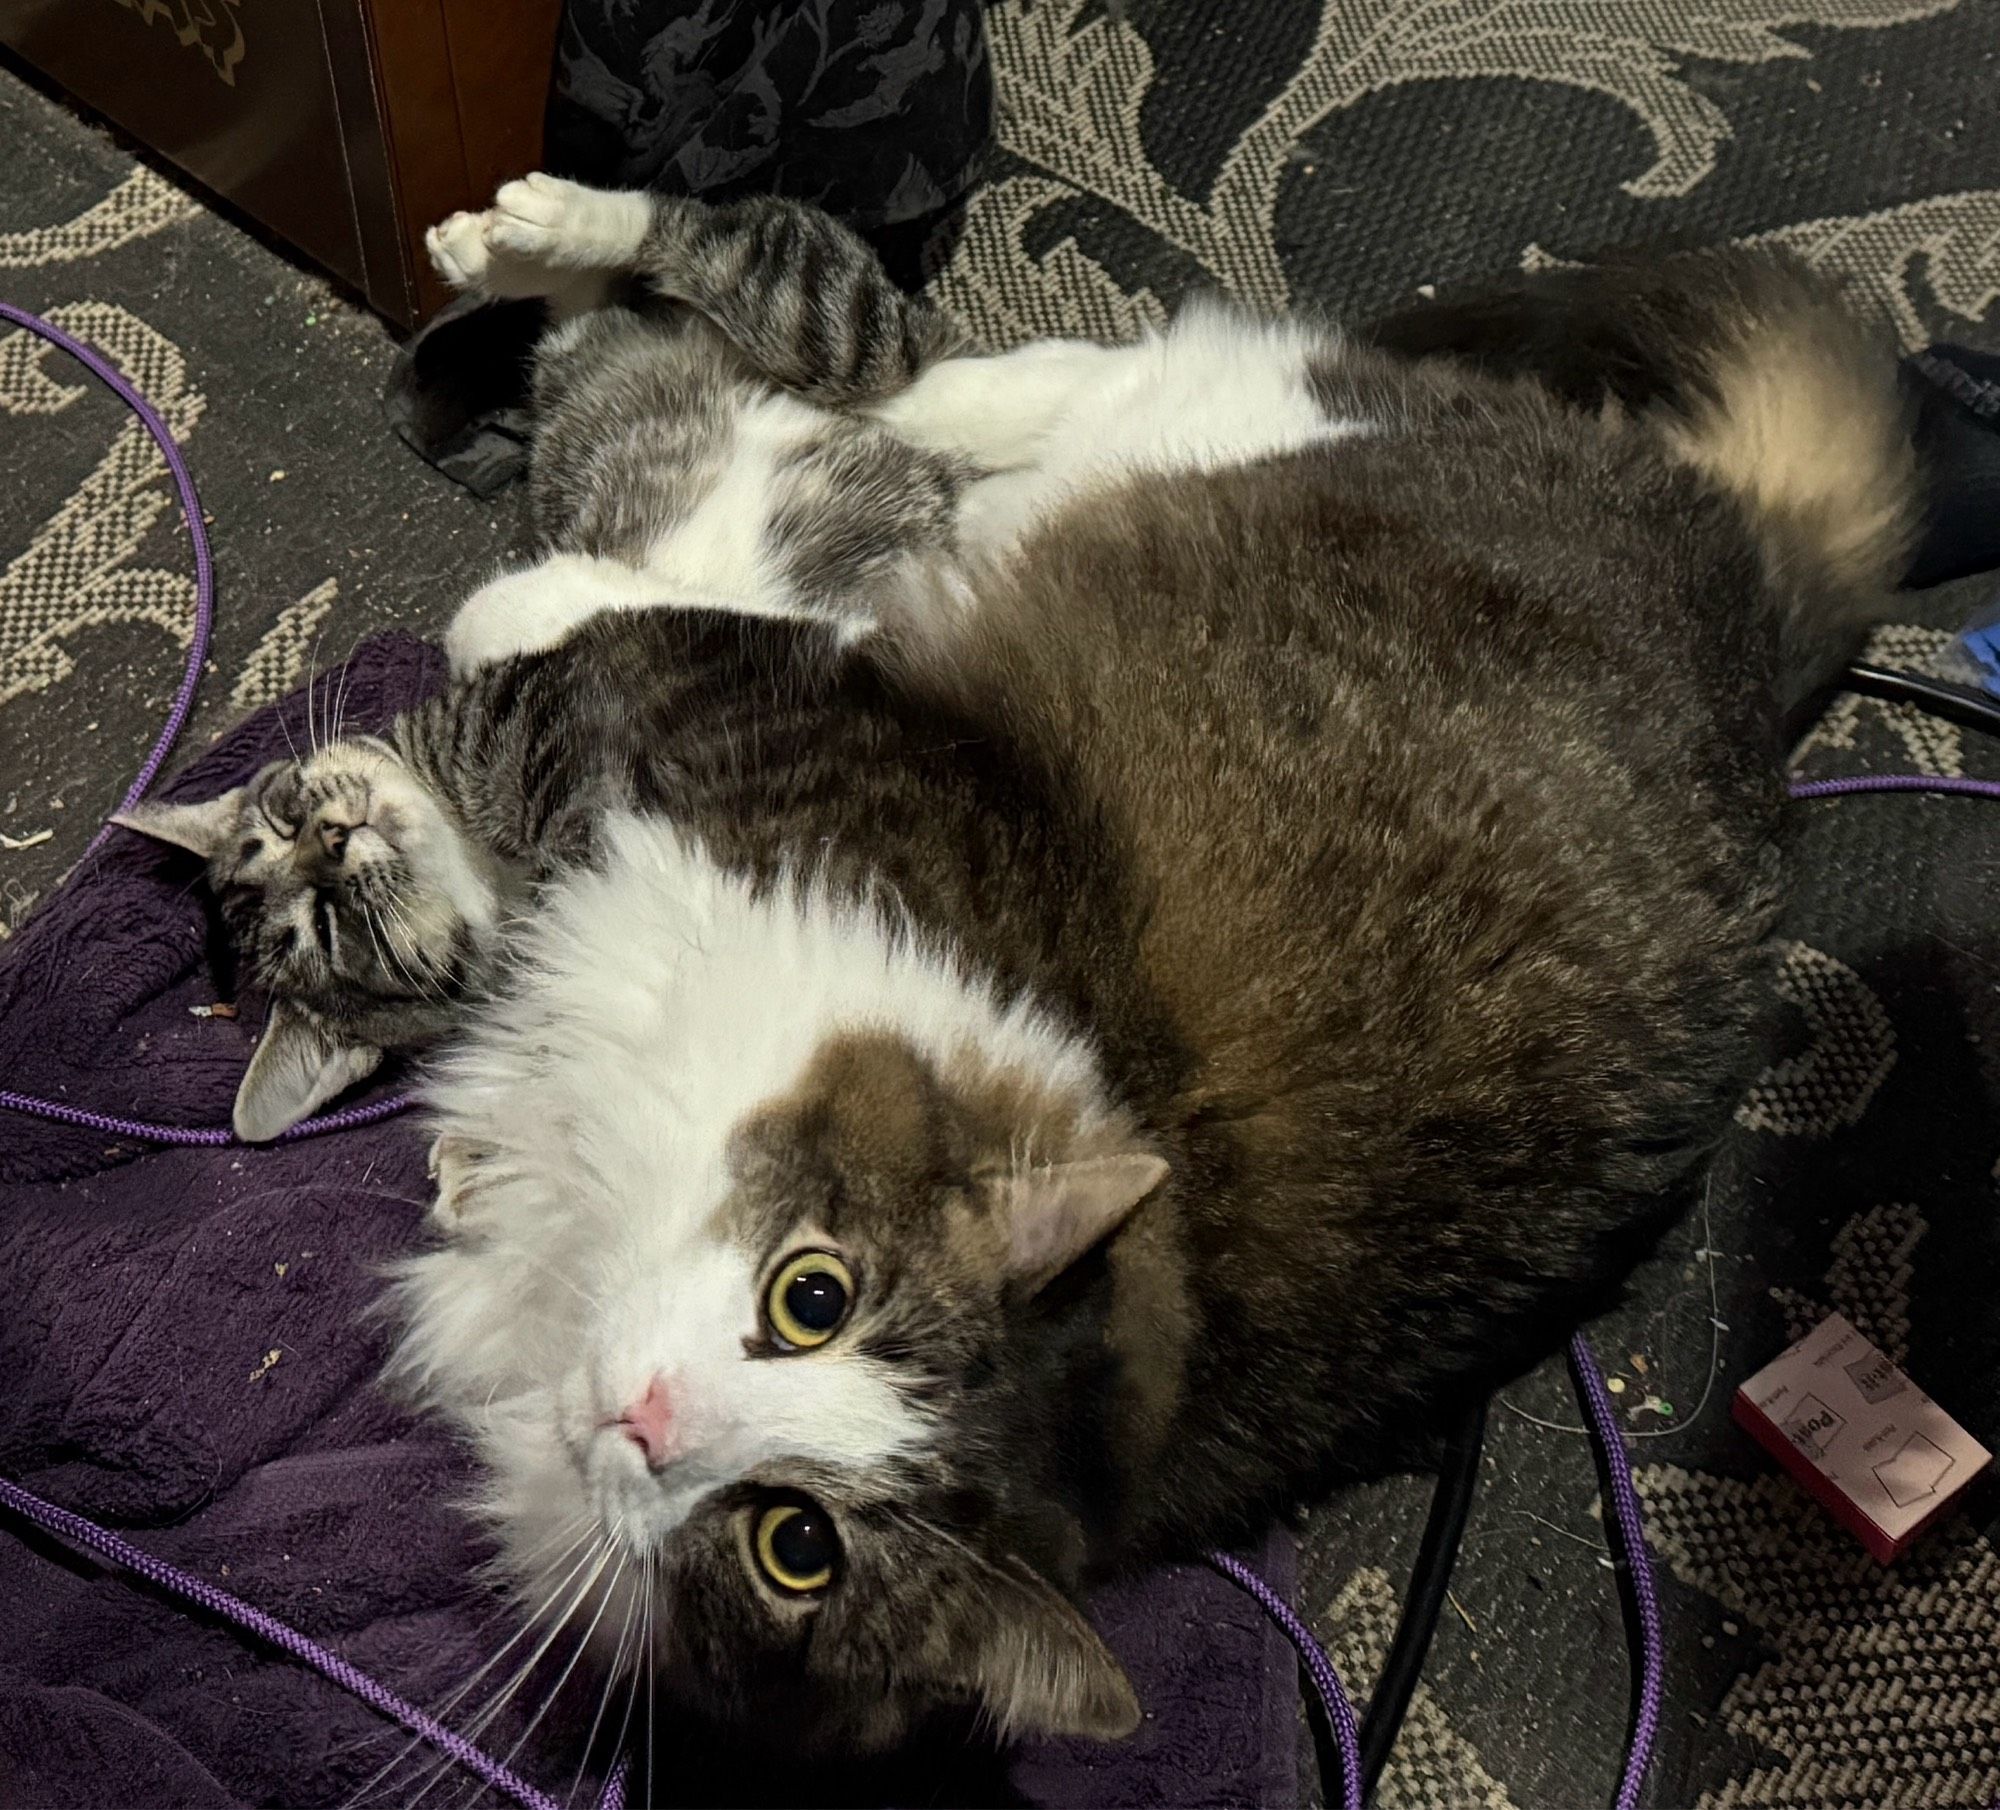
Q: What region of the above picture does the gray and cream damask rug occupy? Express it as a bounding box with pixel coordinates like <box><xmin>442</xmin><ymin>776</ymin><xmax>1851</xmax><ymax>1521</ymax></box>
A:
<box><xmin>3</xmin><ymin>5</ymin><xmax>1999</xmax><ymax>1806</ymax></box>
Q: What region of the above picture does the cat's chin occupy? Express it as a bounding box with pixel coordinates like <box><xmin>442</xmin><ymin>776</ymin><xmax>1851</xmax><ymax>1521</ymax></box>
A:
<box><xmin>581</xmin><ymin>1437</ymin><xmax>681</xmax><ymax>1547</ymax></box>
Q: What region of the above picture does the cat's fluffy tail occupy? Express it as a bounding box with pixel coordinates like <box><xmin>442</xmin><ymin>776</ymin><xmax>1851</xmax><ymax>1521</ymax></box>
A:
<box><xmin>1368</xmin><ymin>247</ymin><xmax>1920</xmax><ymax>706</ymax></box>
<box><xmin>1638</xmin><ymin>252</ymin><xmax>1916</xmax><ymax>675</ymax></box>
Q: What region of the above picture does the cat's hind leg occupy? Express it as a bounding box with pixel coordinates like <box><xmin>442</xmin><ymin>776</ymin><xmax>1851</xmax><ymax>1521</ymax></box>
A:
<box><xmin>431</xmin><ymin>175</ymin><xmax>1113</xmax><ymax>480</ymax></box>
<box><xmin>611</xmin><ymin>186</ymin><xmax>1152</xmax><ymax>486</ymax></box>
<box><xmin>623</xmin><ymin>192</ymin><xmax>964</xmax><ymax>406</ymax></box>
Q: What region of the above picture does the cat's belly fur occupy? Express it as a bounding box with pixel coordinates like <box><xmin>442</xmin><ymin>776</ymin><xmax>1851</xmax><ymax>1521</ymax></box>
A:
<box><xmin>873</xmin><ymin>305</ymin><xmax>1376</xmax><ymax>557</ymax></box>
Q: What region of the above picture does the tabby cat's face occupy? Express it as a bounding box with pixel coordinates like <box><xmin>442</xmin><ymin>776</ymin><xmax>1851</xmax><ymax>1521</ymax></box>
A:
<box><xmin>116</xmin><ymin>742</ymin><xmax>499</xmax><ymax>1137</ymax></box>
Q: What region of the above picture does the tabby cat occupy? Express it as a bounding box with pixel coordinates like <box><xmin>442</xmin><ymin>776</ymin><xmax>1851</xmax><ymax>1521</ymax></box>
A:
<box><xmin>123</xmin><ymin>177</ymin><xmax>1914</xmax><ymax>1756</ymax></box>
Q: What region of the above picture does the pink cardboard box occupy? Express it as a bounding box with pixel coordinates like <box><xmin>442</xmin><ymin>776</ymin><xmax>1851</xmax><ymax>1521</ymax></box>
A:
<box><xmin>1732</xmin><ymin>1312</ymin><xmax>1991</xmax><ymax>1563</ymax></box>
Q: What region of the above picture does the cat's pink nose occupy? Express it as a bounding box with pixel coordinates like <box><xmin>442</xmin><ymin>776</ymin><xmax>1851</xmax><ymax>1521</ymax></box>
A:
<box><xmin>616</xmin><ymin>1374</ymin><xmax>676</xmax><ymax>1469</ymax></box>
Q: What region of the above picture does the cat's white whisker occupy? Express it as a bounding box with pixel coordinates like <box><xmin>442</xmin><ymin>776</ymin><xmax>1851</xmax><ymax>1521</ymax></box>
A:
<box><xmin>305</xmin><ymin>630</ymin><xmax>328</xmax><ymax>760</ymax></box>
<box><xmin>564</xmin><ymin>1554</ymin><xmax>641</xmax><ymax>1807</ymax></box>
<box><xmin>362</xmin><ymin>911</ymin><xmax>399</xmax><ymax>991</ymax></box>
<box><xmin>330</xmin><ymin>628</ymin><xmax>367</xmax><ymax>749</ymax></box>
<box><xmin>411</xmin><ymin>1539</ymin><xmax>613</xmax><ymax>1810</ymax></box>
<box><xmin>274</xmin><ymin>696</ymin><xmax>305</xmax><ymax>772</ymax></box>
<box><xmin>450</xmin><ymin>1536</ymin><xmax>609</xmax><ymax>1756</ymax></box>
<box><xmin>642</xmin><ymin>1564</ymin><xmax>657</xmax><ymax>1810</ymax></box>
<box><xmin>604</xmin><ymin>1601</ymin><xmax>648</xmax><ymax>1810</ymax></box>
<box><xmin>377</xmin><ymin>895</ymin><xmax>452</xmax><ymax>1003</ymax></box>
<box><xmin>503</xmin><ymin>1513</ymin><xmax>595</xmax><ymax>1584</ymax></box>
<box><xmin>220</xmin><ymin>1182</ymin><xmax>433</xmax><ymax>1219</ymax></box>
<box><xmin>335</xmin><ymin>1524</ymin><xmax>600</xmax><ymax>1810</ymax></box>
<box><xmin>477</xmin><ymin>1546</ymin><xmax>629</xmax><ymax>1809</ymax></box>
<box><xmin>379</xmin><ymin>922</ymin><xmax>434</xmax><ymax>1002</ymax></box>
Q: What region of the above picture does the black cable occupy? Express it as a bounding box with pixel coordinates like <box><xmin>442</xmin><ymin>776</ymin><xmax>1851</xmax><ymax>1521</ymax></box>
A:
<box><xmin>1841</xmin><ymin>661</ymin><xmax>2000</xmax><ymax>738</ymax></box>
<box><xmin>1346</xmin><ymin>1400</ymin><xmax>1487</xmax><ymax>1802</ymax></box>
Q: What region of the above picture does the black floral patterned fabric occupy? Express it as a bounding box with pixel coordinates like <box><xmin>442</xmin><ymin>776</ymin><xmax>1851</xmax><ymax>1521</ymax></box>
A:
<box><xmin>547</xmin><ymin>0</ymin><xmax>991</xmax><ymax>234</ymax></box>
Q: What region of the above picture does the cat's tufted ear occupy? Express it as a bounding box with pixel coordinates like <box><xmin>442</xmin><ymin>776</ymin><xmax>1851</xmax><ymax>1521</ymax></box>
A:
<box><xmin>984</xmin><ymin>1151</ymin><xmax>1168</xmax><ymax>1290</ymax></box>
<box><xmin>944</xmin><ymin>1560</ymin><xmax>1141</xmax><ymax>1743</ymax></box>
<box><xmin>112</xmin><ymin>789</ymin><xmax>249</xmax><ymax>860</ymax></box>
<box><xmin>233</xmin><ymin>1000</ymin><xmax>382</xmax><ymax>1142</ymax></box>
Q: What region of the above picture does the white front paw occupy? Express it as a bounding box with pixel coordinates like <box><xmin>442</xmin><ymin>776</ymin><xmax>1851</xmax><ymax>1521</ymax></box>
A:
<box><xmin>485</xmin><ymin>173</ymin><xmax>651</xmax><ymax>270</ymax></box>
<box><xmin>446</xmin><ymin>554</ymin><xmax>659</xmax><ymax>678</ymax></box>
<box><xmin>426</xmin><ymin>210</ymin><xmax>492</xmax><ymax>291</ymax></box>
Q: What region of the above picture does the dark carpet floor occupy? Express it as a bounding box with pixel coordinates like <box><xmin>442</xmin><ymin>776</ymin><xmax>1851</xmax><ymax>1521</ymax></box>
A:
<box><xmin>3</xmin><ymin>4</ymin><xmax>2000</xmax><ymax>1806</ymax></box>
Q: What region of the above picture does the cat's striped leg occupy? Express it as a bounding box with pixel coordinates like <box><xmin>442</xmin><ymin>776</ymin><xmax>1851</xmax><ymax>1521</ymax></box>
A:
<box><xmin>431</xmin><ymin>176</ymin><xmax>962</xmax><ymax>404</ymax></box>
<box><xmin>625</xmin><ymin>191</ymin><xmax>964</xmax><ymax>406</ymax></box>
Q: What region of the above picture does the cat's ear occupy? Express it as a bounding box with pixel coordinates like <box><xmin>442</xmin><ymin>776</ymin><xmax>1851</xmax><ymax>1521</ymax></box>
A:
<box><xmin>112</xmin><ymin>790</ymin><xmax>247</xmax><ymax>860</ymax></box>
<box><xmin>233</xmin><ymin>1001</ymin><xmax>382</xmax><ymax>1142</ymax></box>
<box><xmin>984</xmin><ymin>1152</ymin><xmax>1169</xmax><ymax>1289</ymax></box>
<box><xmin>948</xmin><ymin>1562</ymin><xmax>1141</xmax><ymax>1742</ymax></box>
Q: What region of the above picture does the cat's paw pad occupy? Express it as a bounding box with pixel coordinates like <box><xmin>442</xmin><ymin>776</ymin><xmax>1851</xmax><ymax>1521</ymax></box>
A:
<box><xmin>485</xmin><ymin>173</ymin><xmax>649</xmax><ymax>270</ymax></box>
<box><xmin>426</xmin><ymin>211</ymin><xmax>492</xmax><ymax>290</ymax></box>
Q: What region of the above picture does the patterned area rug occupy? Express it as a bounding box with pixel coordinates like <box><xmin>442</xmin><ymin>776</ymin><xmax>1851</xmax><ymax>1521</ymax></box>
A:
<box><xmin>3</xmin><ymin>5</ymin><xmax>1999</xmax><ymax>1806</ymax></box>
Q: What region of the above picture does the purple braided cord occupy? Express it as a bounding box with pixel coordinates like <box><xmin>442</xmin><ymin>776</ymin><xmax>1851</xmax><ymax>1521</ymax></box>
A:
<box><xmin>0</xmin><ymin>301</ymin><xmax>213</xmax><ymax>859</ymax></box>
<box><xmin>1569</xmin><ymin>1332</ymin><xmax>1664</xmax><ymax>1810</ymax></box>
<box><xmin>1789</xmin><ymin>772</ymin><xmax>2000</xmax><ymax>803</ymax></box>
<box><xmin>1206</xmin><ymin>1549</ymin><xmax>1363</xmax><ymax>1810</ymax></box>
<box><xmin>0</xmin><ymin>1087</ymin><xmax>415</xmax><ymax>1145</ymax></box>
<box><xmin>0</xmin><ymin>1472</ymin><xmax>629</xmax><ymax>1810</ymax></box>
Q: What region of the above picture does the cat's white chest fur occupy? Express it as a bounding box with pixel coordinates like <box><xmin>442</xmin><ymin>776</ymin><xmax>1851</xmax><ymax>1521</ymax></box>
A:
<box><xmin>397</xmin><ymin>814</ymin><xmax>1114</xmax><ymax>1552</ymax></box>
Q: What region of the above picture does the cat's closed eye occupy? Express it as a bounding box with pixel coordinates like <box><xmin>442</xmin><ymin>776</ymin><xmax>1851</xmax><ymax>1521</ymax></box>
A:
<box><xmin>763</xmin><ymin>1250</ymin><xmax>854</xmax><ymax>1350</ymax></box>
<box><xmin>750</xmin><ymin>1494</ymin><xmax>840</xmax><ymax>1596</ymax></box>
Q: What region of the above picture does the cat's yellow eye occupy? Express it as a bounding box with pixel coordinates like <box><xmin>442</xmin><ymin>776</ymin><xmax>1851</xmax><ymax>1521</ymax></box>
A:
<box><xmin>764</xmin><ymin>1251</ymin><xmax>854</xmax><ymax>1350</ymax></box>
<box><xmin>753</xmin><ymin>1499</ymin><xmax>839</xmax><ymax>1595</ymax></box>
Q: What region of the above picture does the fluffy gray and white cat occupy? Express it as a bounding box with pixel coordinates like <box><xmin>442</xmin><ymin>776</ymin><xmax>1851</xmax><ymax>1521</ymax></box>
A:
<box><xmin>123</xmin><ymin>177</ymin><xmax>1915</xmax><ymax>1759</ymax></box>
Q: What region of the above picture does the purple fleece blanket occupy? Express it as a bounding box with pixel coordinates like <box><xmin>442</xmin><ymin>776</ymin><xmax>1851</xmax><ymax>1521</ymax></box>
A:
<box><xmin>0</xmin><ymin>637</ymin><xmax>1299</xmax><ymax>1809</ymax></box>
